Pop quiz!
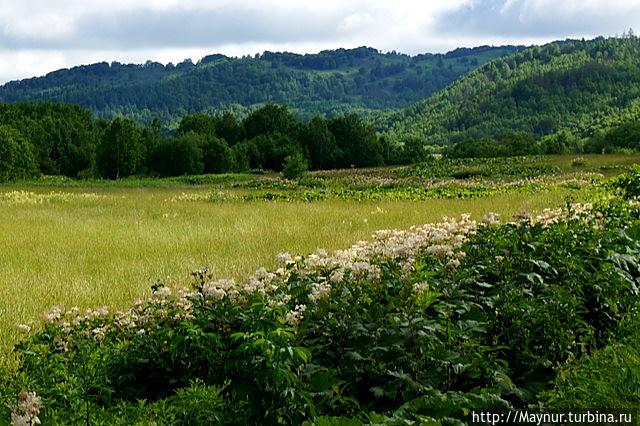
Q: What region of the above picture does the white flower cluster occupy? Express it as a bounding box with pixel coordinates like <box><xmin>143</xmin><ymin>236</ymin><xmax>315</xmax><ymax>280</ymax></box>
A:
<box><xmin>43</xmin><ymin>306</ymin><xmax>63</xmax><ymax>323</ymax></box>
<box><xmin>203</xmin><ymin>278</ymin><xmax>237</xmax><ymax>301</ymax></box>
<box><xmin>308</xmin><ymin>282</ymin><xmax>332</xmax><ymax>303</ymax></box>
<box><xmin>10</xmin><ymin>391</ymin><xmax>42</xmax><ymax>426</ymax></box>
<box><xmin>285</xmin><ymin>304</ymin><xmax>307</xmax><ymax>327</ymax></box>
<box><xmin>412</xmin><ymin>282</ymin><xmax>429</xmax><ymax>294</ymax></box>
<box><xmin>534</xmin><ymin>203</ymin><xmax>595</xmax><ymax>227</ymax></box>
<box><xmin>507</xmin><ymin>203</ymin><xmax>597</xmax><ymax>228</ymax></box>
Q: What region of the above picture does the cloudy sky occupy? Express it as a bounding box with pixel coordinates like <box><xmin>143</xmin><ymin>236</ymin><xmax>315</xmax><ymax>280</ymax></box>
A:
<box><xmin>0</xmin><ymin>0</ymin><xmax>638</xmax><ymax>83</ymax></box>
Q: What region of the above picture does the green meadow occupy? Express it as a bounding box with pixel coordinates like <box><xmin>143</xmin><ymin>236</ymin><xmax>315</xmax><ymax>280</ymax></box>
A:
<box><xmin>0</xmin><ymin>154</ymin><xmax>636</xmax><ymax>352</ymax></box>
<box><xmin>0</xmin><ymin>187</ymin><xmax>592</xmax><ymax>352</ymax></box>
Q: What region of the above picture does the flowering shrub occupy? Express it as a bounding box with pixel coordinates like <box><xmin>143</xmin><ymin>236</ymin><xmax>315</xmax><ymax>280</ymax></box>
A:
<box><xmin>2</xmin><ymin>200</ymin><xmax>640</xmax><ymax>424</ymax></box>
<box><xmin>611</xmin><ymin>164</ymin><xmax>640</xmax><ymax>199</ymax></box>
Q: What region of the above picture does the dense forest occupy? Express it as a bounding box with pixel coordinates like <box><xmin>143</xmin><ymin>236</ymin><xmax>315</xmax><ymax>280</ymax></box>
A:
<box><xmin>383</xmin><ymin>34</ymin><xmax>640</xmax><ymax>152</ymax></box>
<box><xmin>1</xmin><ymin>100</ymin><xmax>639</xmax><ymax>181</ymax></box>
<box><xmin>0</xmin><ymin>103</ymin><xmax>401</xmax><ymax>180</ymax></box>
<box><xmin>0</xmin><ymin>46</ymin><xmax>522</xmax><ymax>123</ymax></box>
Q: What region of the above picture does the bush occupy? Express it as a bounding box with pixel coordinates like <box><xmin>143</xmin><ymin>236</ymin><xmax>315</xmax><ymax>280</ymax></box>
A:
<box><xmin>542</xmin><ymin>312</ymin><xmax>640</xmax><ymax>410</ymax></box>
<box><xmin>282</xmin><ymin>152</ymin><xmax>308</xmax><ymax>179</ymax></box>
<box><xmin>610</xmin><ymin>164</ymin><xmax>640</xmax><ymax>199</ymax></box>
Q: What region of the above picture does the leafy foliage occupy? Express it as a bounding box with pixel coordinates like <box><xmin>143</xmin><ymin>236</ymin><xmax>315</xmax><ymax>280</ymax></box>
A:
<box><xmin>610</xmin><ymin>164</ymin><xmax>640</xmax><ymax>198</ymax></box>
<box><xmin>541</xmin><ymin>312</ymin><xmax>640</xmax><ymax>410</ymax></box>
<box><xmin>0</xmin><ymin>125</ymin><xmax>38</xmax><ymax>181</ymax></box>
<box><xmin>282</xmin><ymin>152</ymin><xmax>309</xmax><ymax>180</ymax></box>
<box><xmin>0</xmin><ymin>103</ymin><xmax>98</xmax><ymax>178</ymax></box>
<box><xmin>0</xmin><ymin>102</ymin><xmax>387</xmax><ymax>180</ymax></box>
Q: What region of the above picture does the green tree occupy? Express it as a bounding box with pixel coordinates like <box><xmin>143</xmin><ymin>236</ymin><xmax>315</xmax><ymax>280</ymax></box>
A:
<box><xmin>250</xmin><ymin>132</ymin><xmax>302</xmax><ymax>171</ymax></box>
<box><xmin>328</xmin><ymin>114</ymin><xmax>383</xmax><ymax>167</ymax></box>
<box><xmin>501</xmin><ymin>132</ymin><xmax>539</xmax><ymax>156</ymax></box>
<box><xmin>140</xmin><ymin>119</ymin><xmax>162</xmax><ymax>174</ymax></box>
<box><xmin>96</xmin><ymin>117</ymin><xmax>144</xmax><ymax>179</ymax></box>
<box><xmin>0</xmin><ymin>125</ymin><xmax>38</xmax><ymax>181</ymax></box>
<box><xmin>604</xmin><ymin>121</ymin><xmax>640</xmax><ymax>150</ymax></box>
<box><xmin>150</xmin><ymin>133</ymin><xmax>204</xmax><ymax>177</ymax></box>
<box><xmin>282</xmin><ymin>152</ymin><xmax>308</xmax><ymax>179</ymax></box>
<box><xmin>213</xmin><ymin>112</ymin><xmax>244</xmax><ymax>145</ymax></box>
<box><xmin>178</xmin><ymin>113</ymin><xmax>216</xmax><ymax>137</ymax></box>
<box><xmin>298</xmin><ymin>117</ymin><xmax>340</xmax><ymax>170</ymax></box>
<box><xmin>202</xmin><ymin>136</ymin><xmax>232</xmax><ymax>173</ymax></box>
<box><xmin>243</xmin><ymin>105</ymin><xmax>297</xmax><ymax>140</ymax></box>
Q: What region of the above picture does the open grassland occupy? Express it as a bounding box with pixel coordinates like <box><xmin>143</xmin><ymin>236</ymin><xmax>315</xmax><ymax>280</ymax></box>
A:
<box><xmin>0</xmin><ymin>154</ymin><xmax>638</xmax><ymax>352</ymax></box>
<box><xmin>0</xmin><ymin>187</ymin><xmax>584</xmax><ymax>352</ymax></box>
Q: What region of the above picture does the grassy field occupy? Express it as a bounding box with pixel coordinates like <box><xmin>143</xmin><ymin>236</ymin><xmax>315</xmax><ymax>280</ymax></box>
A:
<box><xmin>0</xmin><ymin>154</ymin><xmax>638</xmax><ymax>353</ymax></box>
<box><xmin>0</xmin><ymin>188</ymin><xmax>585</xmax><ymax>352</ymax></box>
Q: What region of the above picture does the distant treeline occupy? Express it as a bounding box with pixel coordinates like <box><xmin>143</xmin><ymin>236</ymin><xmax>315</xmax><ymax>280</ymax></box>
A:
<box><xmin>0</xmin><ymin>103</ymin><xmax>421</xmax><ymax>181</ymax></box>
<box><xmin>384</xmin><ymin>35</ymin><xmax>640</xmax><ymax>147</ymax></box>
<box><xmin>2</xmin><ymin>102</ymin><xmax>639</xmax><ymax>181</ymax></box>
<box><xmin>0</xmin><ymin>46</ymin><xmax>523</xmax><ymax>123</ymax></box>
<box><xmin>445</xmin><ymin>123</ymin><xmax>640</xmax><ymax>158</ymax></box>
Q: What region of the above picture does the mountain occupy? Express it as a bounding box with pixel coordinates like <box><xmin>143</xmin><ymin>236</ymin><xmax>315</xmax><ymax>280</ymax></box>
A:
<box><xmin>0</xmin><ymin>46</ymin><xmax>522</xmax><ymax>123</ymax></box>
<box><xmin>382</xmin><ymin>35</ymin><xmax>640</xmax><ymax>146</ymax></box>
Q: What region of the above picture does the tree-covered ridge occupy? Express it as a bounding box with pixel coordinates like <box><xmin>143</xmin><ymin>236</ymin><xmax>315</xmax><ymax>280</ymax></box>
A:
<box><xmin>383</xmin><ymin>35</ymin><xmax>640</xmax><ymax>146</ymax></box>
<box><xmin>0</xmin><ymin>46</ymin><xmax>522</xmax><ymax>123</ymax></box>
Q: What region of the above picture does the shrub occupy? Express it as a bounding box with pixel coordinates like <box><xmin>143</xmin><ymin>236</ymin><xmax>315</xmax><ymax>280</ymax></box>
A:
<box><xmin>542</xmin><ymin>313</ymin><xmax>640</xmax><ymax>410</ymax></box>
<box><xmin>282</xmin><ymin>152</ymin><xmax>308</xmax><ymax>180</ymax></box>
<box><xmin>610</xmin><ymin>164</ymin><xmax>640</xmax><ymax>199</ymax></box>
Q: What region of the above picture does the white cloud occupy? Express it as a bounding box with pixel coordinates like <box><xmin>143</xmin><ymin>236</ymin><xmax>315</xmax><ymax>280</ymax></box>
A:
<box><xmin>0</xmin><ymin>0</ymin><xmax>638</xmax><ymax>83</ymax></box>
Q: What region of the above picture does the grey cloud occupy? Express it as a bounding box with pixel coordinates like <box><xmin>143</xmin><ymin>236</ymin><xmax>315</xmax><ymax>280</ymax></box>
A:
<box><xmin>435</xmin><ymin>0</ymin><xmax>640</xmax><ymax>38</ymax></box>
<box><xmin>0</xmin><ymin>4</ymin><xmax>354</xmax><ymax>51</ymax></box>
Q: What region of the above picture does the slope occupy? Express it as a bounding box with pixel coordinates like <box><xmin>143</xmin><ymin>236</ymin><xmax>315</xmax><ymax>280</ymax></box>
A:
<box><xmin>0</xmin><ymin>46</ymin><xmax>522</xmax><ymax>123</ymax></box>
<box><xmin>383</xmin><ymin>36</ymin><xmax>640</xmax><ymax>146</ymax></box>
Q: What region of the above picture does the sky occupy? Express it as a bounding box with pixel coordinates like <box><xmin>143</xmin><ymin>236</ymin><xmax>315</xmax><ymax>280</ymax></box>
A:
<box><xmin>0</xmin><ymin>0</ymin><xmax>638</xmax><ymax>83</ymax></box>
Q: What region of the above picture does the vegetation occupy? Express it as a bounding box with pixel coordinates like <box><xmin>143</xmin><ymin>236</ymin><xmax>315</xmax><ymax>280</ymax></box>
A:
<box><xmin>0</xmin><ymin>46</ymin><xmax>522</xmax><ymax>123</ymax></box>
<box><xmin>384</xmin><ymin>35</ymin><xmax>640</xmax><ymax>152</ymax></box>
<box><xmin>5</xmin><ymin>37</ymin><xmax>640</xmax><ymax>168</ymax></box>
<box><xmin>1</xmin><ymin>155</ymin><xmax>616</xmax><ymax>355</ymax></box>
<box><xmin>2</xmin><ymin>33</ymin><xmax>640</xmax><ymax>424</ymax></box>
<box><xmin>0</xmin><ymin>103</ymin><xmax>390</xmax><ymax>181</ymax></box>
<box><xmin>2</xmin><ymin>191</ymin><xmax>639</xmax><ymax>423</ymax></box>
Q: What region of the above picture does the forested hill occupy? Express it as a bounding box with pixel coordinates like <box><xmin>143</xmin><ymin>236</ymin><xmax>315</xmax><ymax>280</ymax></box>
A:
<box><xmin>0</xmin><ymin>46</ymin><xmax>522</xmax><ymax>123</ymax></box>
<box><xmin>382</xmin><ymin>35</ymin><xmax>640</xmax><ymax>146</ymax></box>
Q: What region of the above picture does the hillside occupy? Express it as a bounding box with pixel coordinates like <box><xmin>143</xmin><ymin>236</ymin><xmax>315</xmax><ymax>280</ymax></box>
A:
<box><xmin>0</xmin><ymin>46</ymin><xmax>522</xmax><ymax>123</ymax></box>
<box><xmin>383</xmin><ymin>35</ymin><xmax>640</xmax><ymax>146</ymax></box>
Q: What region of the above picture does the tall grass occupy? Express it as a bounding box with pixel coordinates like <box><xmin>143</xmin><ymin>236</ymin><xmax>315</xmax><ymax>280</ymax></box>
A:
<box><xmin>0</xmin><ymin>186</ymin><xmax>588</xmax><ymax>352</ymax></box>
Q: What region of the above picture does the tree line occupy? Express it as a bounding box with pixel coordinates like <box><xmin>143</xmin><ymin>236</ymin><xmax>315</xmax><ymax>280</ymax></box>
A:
<box><xmin>0</xmin><ymin>103</ymin><xmax>408</xmax><ymax>181</ymax></box>
<box><xmin>445</xmin><ymin>122</ymin><xmax>640</xmax><ymax>158</ymax></box>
